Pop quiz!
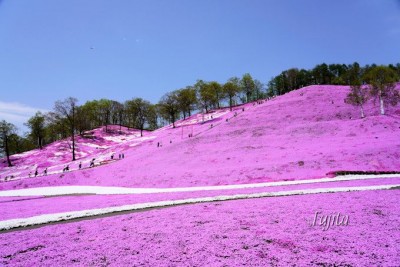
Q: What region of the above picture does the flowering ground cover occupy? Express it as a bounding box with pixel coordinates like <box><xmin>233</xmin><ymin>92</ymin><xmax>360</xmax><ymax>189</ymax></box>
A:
<box><xmin>1</xmin><ymin>184</ymin><xmax>398</xmax><ymax>232</ymax></box>
<box><xmin>1</xmin><ymin>189</ymin><xmax>399</xmax><ymax>266</ymax></box>
<box><xmin>1</xmin><ymin>85</ymin><xmax>400</xmax><ymax>191</ymax></box>
<box><xmin>0</xmin><ymin>126</ymin><xmax>145</xmax><ymax>181</ymax></box>
<box><xmin>1</xmin><ymin>84</ymin><xmax>400</xmax><ymax>265</ymax></box>
<box><xmin>0</xmin><ymin>176</ymin><xmax>398</xmax><ymax>222</ymax></box>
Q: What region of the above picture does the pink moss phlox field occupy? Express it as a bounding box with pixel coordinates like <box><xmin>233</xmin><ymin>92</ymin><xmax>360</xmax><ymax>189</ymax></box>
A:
<box><xmin>1</xmin><ymin>190</ymin><xmax>399</xmax><ymax>266</ymax></box>
<box><xmin>1</xmin><ymin>84</ymin><xmax>400</xmax><ymax>191</ymax></box>
<box><xmin>1</xmin><ymin>177</ymin><xmax>399</xmax><ymax>221</ymax></box>
<box><xmin>1</xmin><ymin>85</ymin><xmax>400</xmax><ymax>266</ymax></box>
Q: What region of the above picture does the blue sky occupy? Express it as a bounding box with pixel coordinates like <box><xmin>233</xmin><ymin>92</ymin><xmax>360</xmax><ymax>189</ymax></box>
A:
<box><xmin>0</xmin><ymin>0</ymin><xmax>399</xmax><ymax>132</ymax></box>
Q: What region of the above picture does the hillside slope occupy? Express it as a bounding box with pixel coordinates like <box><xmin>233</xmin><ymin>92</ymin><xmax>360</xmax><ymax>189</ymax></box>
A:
<box><xmin>1</xmin><ymin>84</ymin><xmax>400</xmax><ymax>190</ymax></box>
<box><xmin>0</xmin><ymin>126</ymin><xmax>147</xmax><ymax>178</ymax></box>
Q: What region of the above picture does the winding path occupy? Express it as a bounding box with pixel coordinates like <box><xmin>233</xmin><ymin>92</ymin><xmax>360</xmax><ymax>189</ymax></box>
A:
<box><xmin>0</xmin><ymin>174</ymin><xmax>399</xmax><ymax>231</ymax></box>
<box><xmin>1</xmin><ymin>174</ymin><xmax>399</xmax><ymax>197</ymax></box>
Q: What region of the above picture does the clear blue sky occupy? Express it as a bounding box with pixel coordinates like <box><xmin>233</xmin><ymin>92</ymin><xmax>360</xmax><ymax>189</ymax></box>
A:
<box><xmin>0</xmin><ymin>0</ymin><xmax>399</xmax><ymax>132</ymax></box>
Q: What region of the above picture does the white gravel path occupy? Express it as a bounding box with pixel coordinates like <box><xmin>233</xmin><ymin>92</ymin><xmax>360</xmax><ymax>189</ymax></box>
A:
<box><xmin>0</xmin><ymin>183</ymin><xmax>399</xmax><ymax>231</ymax></box>
<box><xmin>0</xmin><ymin>174</ymin><xmax>399</xmax><ymax>197</ymax></box>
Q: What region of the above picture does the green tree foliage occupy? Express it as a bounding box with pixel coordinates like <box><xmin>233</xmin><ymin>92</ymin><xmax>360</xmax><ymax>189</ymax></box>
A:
<box><xmin>312</xmin><ymin>63</ymin><xmax>333</xmax><ymax>85</ymax></box>
<box><xmin>267</xmin><ymin>62</ymin><xmax>400</xmax><ymax>97</ymax></box>
<box><xmin>75</xmin><ymin>104</ymin><xmax>94</xmax><ymax>135</ymax></box>
<box><xmin>345</xmin><ymin>63</ymin><xmax>369</xmax><ymax>118</ymax></box>
<box><xmin>177</xmin><ymin>86</ymin><xmax>197</xmax><ymax>119</ymax></box>
<box><xmin>241</xmin><ymin>73</ymin><xmax>256</xmax><ymax>102</ymax></box>
<box><xmin>25</xmin><ymin>111</ymin><xmax>46</xmax><ymax>149</ymax></box>
<box><xmin>97</xmin><ymin>99</ymin><xmax>113</xmax><ymax>132</ymax></box>
<box><xmin>285</xmin><ymin>68</ymin><xmax>300</xmax><ymax>92</ymax></box>
<box><xmin>223</xmin><ymin>77</ymin><xmax>241</xmax><ymax>111</ymax></box>
<box><xmin>254</xmin><ymin>79</ymin><xmax>266</xmax><ymax>100</ymax></box>
<box><xmin>79</xmin><ymin>99</ymin><xmax>123</xmax><ymax>132</ymax></box>
<box><xmin>146</xmin><ymin>104</ymin><xmax>159</xmax><ymax>130</ymax></box>
<box><xmin>8</xmin><ymin>133</ymin><xmax>35</xmax><ymax>155</ymax></box>
<box><xmin>114</xmin><ymin>101</ymin><xmax>125</xmax><ymax>131</ymax></box>
<box><xmin>195</xmin><ymin>80</ymin><xmax>215</xmax><ymax>113</ymax></box>
<box><xmin>0</xmin><ymin>120</ymin><xmax>17</xmax><ymax>166</ymax></box>
<box><xmin>159</xmin><ymin>91</ymin><xmax>180</xmax><ymax>128</ymax></box>
<box><xmin>266</xmin><ymin>78</ymin><xmax>276</xmax><ymax>97</ymax></box>
<box><xmin>125</xmin><ymin>98</ymin><xmax>152</xmax><ymax>136</ymax></box>
<box><xmin>296</xmin><ymin>69</ymin><xmax>313</xmax><ymax>88</ymax></box>
<box><xmin>208</xmin><ymin>81</ymin><xmax>223</xmax><ymax>108</ymax></box>
<box><xmin>74</xmin><ymin>99</ymin><xmax>124</xmax><ymax>132</ymax></box>
<box><xmin>363</xmin><ymin>66</ymin><xmax>400</xmax><ymax>115</ymax></box>
<box><xmin>267</xmin><ymin>68</ymin><xmax>309</xmax><ymax>96</ymax></box>
<box><xmin>81</xmin><ymin>100</ymin><xmax>103</xmax><ymax>128</ymax></box>
<box><xmin>109</xmin><ymin>100</ymin><xmax>122</xmax><ymax>126</ymax></box>
<box><xmin>6</xmin><ymin>62</ymin><xmax>400</xmax><ymax>160</ymax></box>
<box><xmin>395</xmin><ymin>63</ymin><xmax>400</xmax><ymax>78</ymax></box>
<box><xmin>329</xmin><ymin>64</ymin><xmax>349</xmax><ymax>84</ymax></box>
<box><xmin>54</xmin><ymin>97</ymin><xmax>78</xmax><ymax>161</ymax></box>
<box><xmin>45</xmin><ymin>111</ymin><xmax>69</xmax><ymax>143</ymax></box>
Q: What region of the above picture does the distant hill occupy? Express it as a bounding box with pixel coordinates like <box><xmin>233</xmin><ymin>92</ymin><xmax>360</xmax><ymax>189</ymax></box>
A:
<box><xmin>1</xmin><ymin>84</ymin><xmax>400</xmax><ymax>190</ymax></box>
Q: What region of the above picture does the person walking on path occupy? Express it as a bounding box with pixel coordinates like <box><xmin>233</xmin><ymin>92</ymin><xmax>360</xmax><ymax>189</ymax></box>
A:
<box><xmin>64</xmin><ymin>165</ymin><xmax>69</xmax><ymax>172</ymax></box>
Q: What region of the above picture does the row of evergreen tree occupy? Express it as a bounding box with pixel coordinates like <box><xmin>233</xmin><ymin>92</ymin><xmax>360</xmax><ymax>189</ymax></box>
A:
<box><xmin>268</xmin><ymin>63</ymin><xmax>400</xmax><ymax>117</ymax></box>
<box><xmin>1</xmin><ymin>63</ymin><xmax>399</xmax><ymax>166</ymax></box>
<box><xmin>267</xmin><ymin>63</ymin><xmax>400</xmax><ymax>96</ymax></box>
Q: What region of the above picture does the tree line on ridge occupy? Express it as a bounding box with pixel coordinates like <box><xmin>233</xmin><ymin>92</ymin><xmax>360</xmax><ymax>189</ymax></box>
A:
<box><xmin>1</xmin><ymin>63</ymin><xmax>399</xmax><ymax>166</ymax></box>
